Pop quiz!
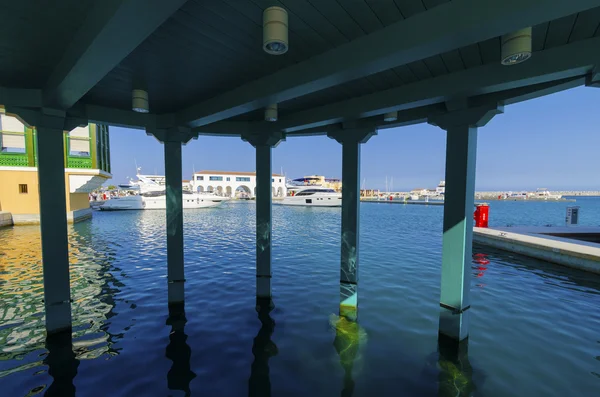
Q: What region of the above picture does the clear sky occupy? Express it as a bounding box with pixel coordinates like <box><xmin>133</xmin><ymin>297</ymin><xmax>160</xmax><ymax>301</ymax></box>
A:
<box><xmin>108</xmin><ymin>86</ymin><xmax>600</xmax><ymax>191</ymax></box>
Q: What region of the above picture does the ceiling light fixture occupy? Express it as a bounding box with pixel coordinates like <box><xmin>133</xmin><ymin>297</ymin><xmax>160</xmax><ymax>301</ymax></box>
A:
<box><xmin>132</xmin><ymin>89</ymin><xmax>149</xmax><ymax>113</ymax></box>
<box><xmin>265</xmin><ymin>104</ymin><xmax>278</xmax><ymax>122</ymax></box>
<box><xmin>384</xmin><ymin>111</ymin><xmax>398</xmax><ymax>122</ymax></box>
<box><xmin>501</xmin><ymin>27</ymin><xmax>532</xmax><ymax>66</ymax></box>
<box><xmin>263</xmin><ymin>6</ymin><xmax>288</xmax><ymax>55</ymax></box>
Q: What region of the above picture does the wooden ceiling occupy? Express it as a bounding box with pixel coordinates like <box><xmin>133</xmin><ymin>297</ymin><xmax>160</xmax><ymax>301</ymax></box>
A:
<box><xmin>1</xmin><ymin>0</ymin><xmax>600</xmax><ymax>134</ymax></box>
<box><xmin>81</xmin><ymin>0</ymin><xmax>600</xmax><ymax>117</ymax></box>
<box><xmin>0</xmin><ymin>0</ymin><xmax>94</xmax><ymax>87</ymax></box>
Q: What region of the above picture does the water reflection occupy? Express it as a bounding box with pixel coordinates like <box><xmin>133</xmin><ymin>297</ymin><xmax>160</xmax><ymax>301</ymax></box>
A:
<box><xmin>0</xmin><ymin>222</ymin><xmax>129</xmax><ymax>386</ymax></box>
<box><xmin>166</xmin><ymin>303</ymin><xmax>196</xmax><ymax>396</ymax></box>
<box><xmin>472</xmin><ymin>253</ymin><xmax>490</xmax><ymax>288</ymax></box>
<box><xmin>436</xmin><ymin>335</ymin><xmax>477</xmax><ymax>397</ymax></box>
<box><xmin>44</xmin><ymin>333</ymin><xmax>79</xmax><ymax>397</ymax></box>
<box><xmin>331</xmin><ymin>314</ymin><xmax>367</xmax><ymax>397</ymax></box>
<box><xmin>248</xmin><ymin>298</ymin><xmax>278</xmax><ymax>397</ymax></box>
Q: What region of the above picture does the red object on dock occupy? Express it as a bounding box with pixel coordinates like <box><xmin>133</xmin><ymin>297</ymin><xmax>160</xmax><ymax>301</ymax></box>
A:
<box><xmin>474</xmin><ymin>204</ymin><xmax>489</xmax><ymax>228</ymax></box>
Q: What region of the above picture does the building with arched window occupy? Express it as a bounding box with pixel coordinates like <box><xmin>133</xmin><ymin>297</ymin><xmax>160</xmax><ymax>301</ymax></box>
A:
<box><xmin>191</xmin><ymin>170</ymin><xmax>286</xmax><ymax>198</ymax></box>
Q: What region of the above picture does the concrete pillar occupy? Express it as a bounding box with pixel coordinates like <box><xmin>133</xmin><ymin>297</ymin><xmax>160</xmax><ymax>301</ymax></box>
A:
<box><xmin>242</xmin><ymin>132</ymin><xmax>284</xmax><ymax>308</ymax></box>
<box><xmin>328</xmin><ymin>129</ymin><xmax>376</xmax><ymax>321</ymax></box>
<box><xmin>255</xmin><ymin>143</ymin><xmax>273</xmax><ymax>300</ymax></box>
<box><xmin>164</xmin><ymin>140</ymin><xmax>185</xmax><ymax>304</ymax></box>
<box><xmin>429</xmin><ymin>103</ymin><xmax>502</xmax><ymax>341</ymax></box>
<box><xmin>438</xmin><ymin>125</ymin><xmax>477</xmax><ymax>341</ymax></box>
<box><xmin>37</xmin><ymin>117</ymin><xmax>72</xmax><ymax>335</ymax></box>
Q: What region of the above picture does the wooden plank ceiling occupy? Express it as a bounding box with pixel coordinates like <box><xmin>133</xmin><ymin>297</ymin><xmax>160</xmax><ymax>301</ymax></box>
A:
<box><xmin>0</xmin><ymin>0</ymin><xmax>94</xmax><ymax>88</ymax></box>
<box><xmin>64</xmin><ymin>1</ymin><xmax>600</xmax><ymax>120</ymax></box>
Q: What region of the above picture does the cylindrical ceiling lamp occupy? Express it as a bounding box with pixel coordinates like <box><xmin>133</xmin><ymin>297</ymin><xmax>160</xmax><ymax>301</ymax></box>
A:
<box><xmin>132</xmin><ymin>89</ymin><xmax>149</xmax><ymax>113</ymax></box>
<box><xmin>265</xmin><ymin>103</ymin><xmax>278</xmax><ymax>122</ymax></box>
<box><xmin>263</xmin><ymin>6</ymin><xmax>288</xmax><ymax>55</ymax></box>
<box><xmin>384</xmin><ymin>111</ymin><xmax>398</xmax><ymax>122</ymax></box>
<box><xmin>501</xmin><ymin>27</ymin><xmax>532</xmax><ymax>66</ymax></box>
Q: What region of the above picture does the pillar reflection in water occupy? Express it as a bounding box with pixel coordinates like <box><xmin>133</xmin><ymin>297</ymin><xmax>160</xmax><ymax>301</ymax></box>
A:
<box><xmin>43</xmin><ymin>333</ymin><xmax>79</xmax><ymax>397</ymax></box>
<box><xmin>166</xmin><ymin>303</ymin><xmax>196</xmax><ymax>396</ymax></box>
<box><xmin>330</xmin><ymin>314</ymin><xmax>367</xmax><ymax>397</ymax></box>
<box><xmin>249</xmin><ymin>298</ymin><xmax>278</xmax><ymax>397</ymax></box>
<box><xmin>436</xmin><ymin>334</ymin><xmax>476</xmax><ymax>397</ymax></box>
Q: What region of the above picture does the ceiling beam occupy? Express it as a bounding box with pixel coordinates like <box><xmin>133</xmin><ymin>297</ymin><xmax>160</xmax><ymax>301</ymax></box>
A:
<box><xmin>176</xmin><ymin>0</ymin><xmax>600</xmax><ymax>128</ymax></box>
<box><xmin>277</xmin><ymin>77</ymin><xmax>582</xmax><ymax>136</ymax></box>
<box><xmin>263</xmin><ymin>37</ymin><xmax>600</xmax><ymax>132</ymax></box>
<box><xmin>0</xmin><ymin>87</ymin><xmax>42</xmax><ymax>107</ymax></box>
<box><xmin>65</xmin><ymin>104</ymin><xmax>156</xmax><ymax>130</ymax></box>
<box><xmin>44</xmin><ymin>0</ymin><xmax>187</xmax><ymax>109</ymax></box>
<box><xmin>192</xmin><ymin>121</ymin><xmax>253</xmax><ymax>137</ymax></box>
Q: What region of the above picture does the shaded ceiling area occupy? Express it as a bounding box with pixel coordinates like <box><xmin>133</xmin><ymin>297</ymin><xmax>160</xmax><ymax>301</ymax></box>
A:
<box><xmin>1</xmin><ymin>0</ymin><xmax>600</xmax><ymax>135</ymax></box>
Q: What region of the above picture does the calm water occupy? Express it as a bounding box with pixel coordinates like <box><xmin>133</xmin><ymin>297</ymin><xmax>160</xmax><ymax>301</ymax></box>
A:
<box><xmin>1</xmin><ymin>198</ymin><xmax>599</xmax><ymax>396</ymax></box>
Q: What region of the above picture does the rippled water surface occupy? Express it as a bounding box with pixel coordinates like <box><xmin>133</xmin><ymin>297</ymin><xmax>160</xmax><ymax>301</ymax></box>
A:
<box><xmin>1</xmin><ymin>199</ymin><xmax>599</xmax><ymax>396</ymax></box>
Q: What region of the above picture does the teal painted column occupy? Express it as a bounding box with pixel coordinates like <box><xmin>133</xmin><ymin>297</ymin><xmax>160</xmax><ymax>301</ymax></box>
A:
<box><xmin>340</xmin><ymin>140</ymin><xmax>360</xmax><ymax>320</ymax></box>
<box><xmin>439</xmin><ymin>125</ymin><xmax>477</xmax><ymax>341</ymax></box>
<box><xmin>165</xmin><ymin>140</ymin><xmax>185</xmax><ymax>304</ymax></box>
<box><xmin>430</xmin><ymin>103</ymin><xmax>502</xmax><ymax>342</ymax></box>
<box><xmin>329</xmin><ymin>129</ymin><xmax>376</xmax><ymax>321</ymax></box>
<box><xmin>37</xmin><ymin>123</ymin><xmax>72</xmax><ymax>335</ymax></box>
<box><xmin>242</xmin><ymin>132</ymin><xmax>284</xmax><ymax>310</ymax></box>
<box><xmin>255</xmin><ymin>143</ymin><xmax>273</xmax><ymax>300</ymax></box>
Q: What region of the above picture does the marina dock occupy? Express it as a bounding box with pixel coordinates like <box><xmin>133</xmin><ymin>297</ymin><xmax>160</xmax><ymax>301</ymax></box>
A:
<box><xmin>361</xmin><ymin>198</ymin><xmax>443</xmax><ymax>205</ymax></box>
<box><xmin>0</xmin><ymin>211</ymin><xmax>12</xmax><ymax>228</ymax></box>
<box><xmin>473</xmin><ymin>226</ymin><xmax>600</xmax><ymax>274</ymax></box>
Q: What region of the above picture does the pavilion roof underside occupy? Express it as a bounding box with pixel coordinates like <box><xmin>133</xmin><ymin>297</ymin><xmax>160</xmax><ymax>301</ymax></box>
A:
<box><xmin>1</xmin><ymin>0</ymin><xmax>600</xmax><ymax>137</ymax></box>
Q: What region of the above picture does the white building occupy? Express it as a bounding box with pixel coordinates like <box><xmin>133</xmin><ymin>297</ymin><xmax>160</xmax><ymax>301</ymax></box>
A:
<box><xmin>191</xmin><ymin>170</ymin><xmax>287</xmax><ymax>198</ymax></box>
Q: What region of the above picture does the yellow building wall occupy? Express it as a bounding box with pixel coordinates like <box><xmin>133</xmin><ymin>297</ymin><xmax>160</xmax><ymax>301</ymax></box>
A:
<box><xmin>0</xmin><ymin>170</ymin><xmax>98</xmax><ymax>214</ymax></box>
<box><xmin>0</xmin><ymin>170</ymin><xmax>40</xmax><ymax>214</ymax></box>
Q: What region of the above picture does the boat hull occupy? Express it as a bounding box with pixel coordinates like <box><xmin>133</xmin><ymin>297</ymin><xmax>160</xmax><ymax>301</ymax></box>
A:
<box><xmin>99</xmin><ymin>194</ymin><xmax>228</xmax><ymax>211</ymax></box>
<box><xmin>279</xmin><ymin>194</ymin><xmax>342</xmax><ymax>207</ymax></box>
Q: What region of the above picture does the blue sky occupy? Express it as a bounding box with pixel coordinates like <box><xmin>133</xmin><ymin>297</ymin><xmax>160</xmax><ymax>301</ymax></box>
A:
<box><xmin>108</xmin><ymin>87</ymin><xmax>600</xmax><ymax>191</ymax></box>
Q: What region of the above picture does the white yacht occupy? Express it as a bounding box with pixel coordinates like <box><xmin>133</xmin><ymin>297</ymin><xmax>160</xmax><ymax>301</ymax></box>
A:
<box><xmin>533</xmin><ymin>188</ymin><xmax>562</xmax><ymax>200</ymax></box>
<box><xmin>281</xmin><ymin>178</ymin><xmax>342</xmax><ymax>207</ymax></box>
<box><xmin>507</xmin><ymin>191</ymin><xmax>528</xmax><ymax>199</ymax></box>
<box><xmin>99</xmin><ymin>174</ymin><xmax>229</xmax><ymax>211</ymax></box>
<box><xmin>281</xmin><ymin>186</ymin><xmax>341</xmax><ymax>207</ymax></box>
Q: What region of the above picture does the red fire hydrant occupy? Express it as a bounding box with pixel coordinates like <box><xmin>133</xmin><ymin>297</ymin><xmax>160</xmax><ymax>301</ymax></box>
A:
<box><xmin>473</xmin><ymin>203</ymin><xmax>489</xmax><ymax>228</ymax></box>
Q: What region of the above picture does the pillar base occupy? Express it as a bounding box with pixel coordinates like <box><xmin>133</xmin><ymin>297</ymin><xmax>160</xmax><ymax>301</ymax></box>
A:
<box><xmin>340</xmin><ymin>284</ymin><xmax>358</xmax><ymax>321</ymax></box>
<box><xmin>256</xmin><ymin>276</ymin><xmax>272</xmax><ymax>300</ymax></box>
<box><xmin>45</xmin><ymin>301</ymin><xmax>72</xmax><ymax>336</ymax></box>
<box><xmin>168</xmin><ymin>280</ymin><xmax>185</xmax><ymax>304</ymax></box>
<box><xmin>255</xmin><ymin>297</ymin><xmax>274</xmax><ymax>313</ymax></box>
<box><xmin>167</xmin><ymin>301</ymin><xmax>186</xmax><ymax>326</ymax></box>
<box><xmin>44</xmin><ymin>331</ymin><xmax>78</xmax><ymax>397</ymax></box>
<box><xmin>438</xmin><ymin>306</ymin><xmax>469</xmax><ymax>341</ymax></box>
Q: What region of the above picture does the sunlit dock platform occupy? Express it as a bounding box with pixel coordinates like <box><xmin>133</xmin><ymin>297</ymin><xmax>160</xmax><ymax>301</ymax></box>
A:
<box><xmin>0</xmin><ymin>211</ymin><xmax>12</xmax><ymax>228</ymax></box>
<box><xmin>361</xmin><ymin>198</ymin><xmax>444</xmax><ymax>206</ymax></box>
<box><xmin>473</xmin><ymin>226</ymin><xmax>600</xmax><ymax>274</ymax></box>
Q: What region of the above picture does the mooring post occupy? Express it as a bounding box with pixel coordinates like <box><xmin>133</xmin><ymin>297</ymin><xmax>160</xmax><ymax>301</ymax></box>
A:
<box><xmin>429</xmin><ymin>103</ymin><xmax>502</xmax><ymax>340</ymax></box>
<box><xmin>36</xmin><ymin>110</ymin><xmax>72</xmax><ymax>335</ymax></box>
<box><xmin>328</xmin><ymin>128</ymin><xmax>376</xmax><ymax>321</ymax></box>
<box><xmin>242</xmin><ymin>132</ymin><xmax>284</xmax><ymax>309</ymax></box>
